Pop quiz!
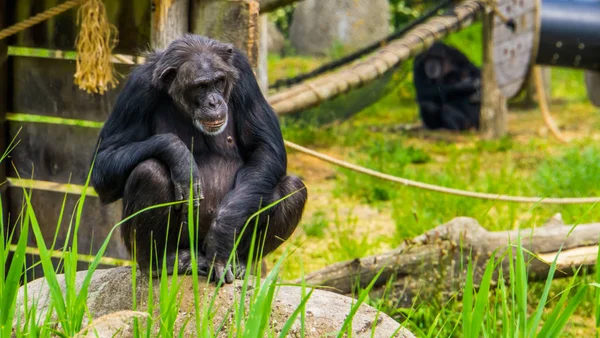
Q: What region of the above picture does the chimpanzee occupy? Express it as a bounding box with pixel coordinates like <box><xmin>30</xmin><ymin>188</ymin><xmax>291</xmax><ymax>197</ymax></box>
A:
<box><xmin>412</xmin><ymin>42</ymin><xmax>481</xmax><ymax>131</ymax></box>
<box><xmin>91</xmin><ymin>34</ymin><xmax>307</xmax><ymax>283</ymax></box>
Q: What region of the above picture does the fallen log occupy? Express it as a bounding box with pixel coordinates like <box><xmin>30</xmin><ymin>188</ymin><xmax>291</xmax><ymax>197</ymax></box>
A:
<box><xmin>297</xmin><ymin>215</ymin><xmax>600</xmax><ymax>306</ymax></box>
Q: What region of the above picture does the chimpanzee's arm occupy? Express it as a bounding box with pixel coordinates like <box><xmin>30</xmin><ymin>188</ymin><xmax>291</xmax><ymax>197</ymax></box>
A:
<box><xmin>92</xmin><ymin>131</ymin><xmax>196</xmax><ymax>205</ymax></box>
<box><xmin>91</xmin><ymin>66</ymin><xmax>198</xmax><ymax>205</ymax></box>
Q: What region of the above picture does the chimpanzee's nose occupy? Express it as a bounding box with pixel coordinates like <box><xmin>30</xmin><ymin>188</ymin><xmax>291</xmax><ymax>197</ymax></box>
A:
<box><xmin>207</xmin><ymin>94</ymin><xmax>219</xmax><ymax>109</ymax></box>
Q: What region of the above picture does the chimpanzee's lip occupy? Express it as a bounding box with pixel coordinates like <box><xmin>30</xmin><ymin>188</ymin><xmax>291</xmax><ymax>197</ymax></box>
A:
<box><xmin>201</xmin><ymin>119</ymin><xmax>226</xmax><ymax>128</ymax></box>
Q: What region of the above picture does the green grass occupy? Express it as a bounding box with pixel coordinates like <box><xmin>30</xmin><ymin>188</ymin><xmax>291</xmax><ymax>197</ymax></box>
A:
<box><xmin>268</xmin><ymin>22</ymin><xmax>600</xmax><ymax>336</ymax></box>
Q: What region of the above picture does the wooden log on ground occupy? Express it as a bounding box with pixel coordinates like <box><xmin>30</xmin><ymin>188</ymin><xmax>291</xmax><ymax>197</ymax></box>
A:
<box><xmin>298</xmin><ymin>215</ymin><xmax>600</xmax><ymax>307</ymax></box>
<box><xmin>480</xmin><ymin>6</ymin><xmax>508</xmax><ymax>139</ymax></box>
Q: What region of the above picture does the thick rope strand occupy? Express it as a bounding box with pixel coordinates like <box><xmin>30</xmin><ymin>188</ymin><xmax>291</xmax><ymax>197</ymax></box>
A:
<box><xmin>0</xmin><ymin>0</ymin><xmax>85</xmax><ymax>41</ymax></box>
<box><xmin>284</xmin><ymin>140</ymin><xmax>600</xmax><ymax>205</ymax></box>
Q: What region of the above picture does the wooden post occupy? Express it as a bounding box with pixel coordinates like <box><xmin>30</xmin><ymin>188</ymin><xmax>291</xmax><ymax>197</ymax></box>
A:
<box><xmin>0</xmin><ymin>0</ymin><xmax>8</xmax><ymax>228</ymax></box>
<box><xmin>190</xmin><ymin>0</ymin><xmax>261</xmax><ymax>67</ymax></box>
<box><xmin>480</xmin><ymin>8</ymin><xmax>508</xmax><ymax>139</ymax></box>
<box><xmin>151</xmin><ymin>0</ymin><xmax>191</xmax><ymax>49</ymax></box>
<box><xmin>256</xmin><ymin>14</ymin><xmax>269</xmax><ymax>94</ymax></box>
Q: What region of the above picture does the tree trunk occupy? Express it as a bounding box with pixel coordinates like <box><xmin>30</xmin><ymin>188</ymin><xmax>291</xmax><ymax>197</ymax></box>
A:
<box><xmin>0</xmin><ymin>0</ymin><xmax>8</xmax><ymax>228</ymax></box>
<box><xmin>299</xmin><ymin>215</ymin><xmax>600</xmax><ymax>307</ymax></box>
<box><xmin>480</xmin><ymin>7</ymin><xmax>507</xmax><ymax>139</ymax></box>
<box><xmin>190</xmin><ymin>0</ymin><xmax>260</xmax><ymax>67</ymax></box>
<box><xmin>256</xmin><ymin>14</ymin><xmax>269</xmax><ymax>94</ymax></box>
<box><xmin>151</xmin><ymin>0</ymin><xmax>190</xmax><ymax>50</ymax></box>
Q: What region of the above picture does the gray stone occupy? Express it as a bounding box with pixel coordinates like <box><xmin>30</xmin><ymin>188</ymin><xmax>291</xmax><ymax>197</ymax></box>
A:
<box><xmin>15</xmin><ymin>267</ymin><xmax>415</xmax><ymax>338</ymax></box>
<box><xmin>289</xmin><ymin>0</ymin><xmax>390</xmax><ymax>56</ymax></box>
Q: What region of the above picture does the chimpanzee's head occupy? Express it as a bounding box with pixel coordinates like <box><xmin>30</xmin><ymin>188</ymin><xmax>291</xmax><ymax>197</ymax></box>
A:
<box><xmin>152</xmin><ymin>34</ymin><xmax>240</xmax><ymax>136</ymax></box>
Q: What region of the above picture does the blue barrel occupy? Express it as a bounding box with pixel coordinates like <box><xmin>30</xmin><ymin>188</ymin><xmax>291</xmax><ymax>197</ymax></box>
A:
<box><xmin>535</xmin><ymin>0</ymin><xmax>600</xmax><ymax>71</ymax></box>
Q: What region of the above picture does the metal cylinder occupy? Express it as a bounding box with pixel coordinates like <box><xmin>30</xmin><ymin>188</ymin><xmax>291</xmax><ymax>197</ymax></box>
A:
<box><xmin>535</xmin><ymin>0</ymin><xmax>600</xmax><ymax>71</ymax></box>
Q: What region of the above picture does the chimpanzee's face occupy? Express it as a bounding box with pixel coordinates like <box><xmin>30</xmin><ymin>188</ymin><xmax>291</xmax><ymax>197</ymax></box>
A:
<box><xmin>153</xmin><ymin>41</ymin><xmax>238</xmax><ymax>136</ymax></box>
<box><xmin>171</xmin><ymin>55</ymin><xmax>233</xmax><ymax>136</ymax></box>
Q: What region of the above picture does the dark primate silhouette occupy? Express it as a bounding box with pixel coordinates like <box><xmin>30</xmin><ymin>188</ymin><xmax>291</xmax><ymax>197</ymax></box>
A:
<box><xmin>91</xmin><ymin>34</ymin><xmax>307</xmax><ymax>283</ymax></box>
<box><xmin>413</xmin><ymin>42</ymin><xmax>481</xmax><ymax>131</ymax></box>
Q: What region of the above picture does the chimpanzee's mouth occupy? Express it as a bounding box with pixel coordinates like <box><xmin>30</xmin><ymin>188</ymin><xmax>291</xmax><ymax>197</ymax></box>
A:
<box><xmin>194</xmin><ymin>116</ymin><xmax>228</xmax><ymax>135</ymax></box>
<box><xmin>202</xmin><ymin>119</ymin><xmax>226</xmax><ymax>129</ymax></box>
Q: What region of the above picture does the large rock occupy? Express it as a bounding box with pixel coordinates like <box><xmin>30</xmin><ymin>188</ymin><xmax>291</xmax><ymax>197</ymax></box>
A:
<box><xmin>289</xmin><ymin>0</ymin><xmax>390</xmax><ymax>56</ymax></box>
<box><xmin>15</xmin><ymin>267</ymin><xmax>415</xmax><ymax>337</ymax></box>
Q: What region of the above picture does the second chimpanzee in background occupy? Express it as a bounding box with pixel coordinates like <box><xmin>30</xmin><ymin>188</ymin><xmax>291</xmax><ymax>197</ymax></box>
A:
<box><xmin>413</xmin><ymin>42</ymin><xmax>481</xmax><ymax>131</ymax></box>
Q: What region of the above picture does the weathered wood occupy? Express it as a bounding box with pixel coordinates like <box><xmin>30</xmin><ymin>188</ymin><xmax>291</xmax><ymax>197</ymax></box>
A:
<box><xmin>7</xmin><ymin>187</ymin><xmax>126</xmax><ymax>281</ymax></box>
<box><xmin>12</xmin><ymin>1</ymin><xmax>151</xmax><ymax>55</ymax></box>
<box><xmin>491</xmin><ymin>0</ymin><xmax>540</xmax><ymax>99</ymax></box>
<box><xmin>0</xmin><ymin>0</ymin><xmax>8</xmax><ymax>230</ymax></box>
<box><xmin>12</xmin><ymin>57</ymin><xmax>132</xmax><ymax>121</ymax></box>
<box><xmin>7</xmin><ymin>122</ymin><xmax>102</xmax><ymax>186</ymax></box>
<box><xmin>480</xmin><ymin>7</ymin><xmax>508</xmax><ymax>139</ymax></box>
<box><xmin>191</xmin><ymin>0</ymin><xmax>261</xmax><ymax>67</ymax></box>
<box><xmin>256</xmin><ymin>14</ymin><xmax>269</xmax><ymax>94</ymax></box>
<box><xmin>151</xmin><ymin>0</ymin><xmax>190</xmax><ymax>50</ymax></box>
<box><xmin>299</xmin><ymin>216</ymin><xmax>600</xmax><ymax>306</ymax></box>
<box><xmin>259</xmin><ymin>0</ymin><xmax>302</xmax><ymax>13</ymax></box>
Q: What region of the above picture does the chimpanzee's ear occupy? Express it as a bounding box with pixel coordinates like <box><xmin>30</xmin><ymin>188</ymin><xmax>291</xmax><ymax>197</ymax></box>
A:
<box><xmin>152</xmin><ymin>66</ymin><xmax>177</xmax><ymax>90</ymax></box>
<box><xmin>219</xmin><ymin>43</ymin><xmax>235</xmax><ymax>63</ymax></box>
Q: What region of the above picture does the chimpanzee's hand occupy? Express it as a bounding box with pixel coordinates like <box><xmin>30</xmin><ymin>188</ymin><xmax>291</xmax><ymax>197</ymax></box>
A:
<box><xmin>203</xmin><ymin>229</ymin><xmax>236</xmax><ymax>284</ymax></box>
<box><xmin>170</xmin><ymin>160</ymin><xmax>203</xmax><ymax>212</ymax></box>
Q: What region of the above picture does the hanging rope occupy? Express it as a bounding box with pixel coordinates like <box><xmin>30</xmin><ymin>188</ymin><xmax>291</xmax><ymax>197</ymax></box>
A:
<box><xmin>269</xmin><ymin>0</ymin><xmax>457</xmax><ymax>90</ymax></box>
<box><xmin>0</xmin><ymin>0</ymin><xmax>85</xmax><ymax>41</ymax></box>
<box><xmin>73</xmin><ymin>0</ymin><xmax>119</xmax><ymax>94</ymax></box>
<box><xmin>534</xmin><ymin>66</ymin><xmax>569</xmax><ymax>144</ymax></box>
<box><xmin>284</xmin><ymin>140</ymin><xmax>600</xmax><ymax>205</ymax></box>
<box><xmin>0</xmin><ymin>0</ymin><xmax>118</xmax><ymax>95</ymax></box>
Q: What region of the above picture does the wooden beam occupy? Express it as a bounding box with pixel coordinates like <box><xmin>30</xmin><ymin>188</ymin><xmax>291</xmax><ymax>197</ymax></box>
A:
<box><xmin>151</xmin><ymin>0</ymin><xmax>191</xmax><ymax>50</ymax></box>
<box><xmin>191</xmin><ymin>0</ymin><xmax>261</xmax><ymax>67</ymax></box>
<box><xmin>256</xmin><ymin>14</ymin><xmax>269</xmax><ymax>94</ymax></box>
<box><xmin>259</xmin><ymin>0</ymin><xmax>302</xmax><ymax>13</ymax></box>
<box><xmin>480</xmin><ymin>7</ymin><xmax>508</xmax><ymax>139</ymax></box>
<box><xmin>0</xmin><ymin>0</ymin><xmax>8</xmax><ymax>218</ymax></box>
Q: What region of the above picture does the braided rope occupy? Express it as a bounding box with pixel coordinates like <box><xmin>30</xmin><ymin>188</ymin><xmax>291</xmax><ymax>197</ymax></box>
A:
<box><xmin>0</xmin><ymin>0</ymin><xmax>85</xmax><ymax>41</ymax></box>
<box><xmin>284</xmin><ymin>140</ymin><xmax>600</xmax><ymax>205</ymax></box>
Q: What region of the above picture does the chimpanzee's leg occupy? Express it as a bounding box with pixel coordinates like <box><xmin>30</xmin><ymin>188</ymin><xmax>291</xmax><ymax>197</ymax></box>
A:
<box><xmin>121</xmin><ymin>159</ymin><xmax>209</xmax><ymax>277</ymax></box>
<box><xmin>440</xmin><ymin>104</ymin><xmax>469</xmax><ymax>131</ymax></box>
<box><xmin>235</xmin><ymin>175</ymin><xmax>307</xmax><ymax>274</ymax></box>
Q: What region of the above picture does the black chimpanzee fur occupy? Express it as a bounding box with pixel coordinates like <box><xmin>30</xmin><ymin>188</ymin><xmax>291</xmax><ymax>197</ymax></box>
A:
<box><xmin>91</xmin><ymin>34</ymin><xmax>307</xmax><ymax>283</ymax></box>
<box><xmin>413</xmin><ymin>42</ymin><xmax>481</xmax><ymax>131</ymax></box>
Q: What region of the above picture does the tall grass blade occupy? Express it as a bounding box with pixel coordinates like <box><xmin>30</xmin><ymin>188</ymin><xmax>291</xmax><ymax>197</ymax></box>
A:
<box><xmin>470</xmin><ymin>254</ymin><xmax>496</xmax><ymax>338</ymax></box>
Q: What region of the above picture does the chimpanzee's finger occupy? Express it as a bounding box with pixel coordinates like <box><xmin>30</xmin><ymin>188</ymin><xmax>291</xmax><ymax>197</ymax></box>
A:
<box><xmin>193</xmin><ymin>181</ymin><xmax>203</xmax><ymax>207</ymax></box>
<box><xmin>173</xmin><ymin>183</ymin><xmax>183</xmax><ymax>210</ymax></box>
<box><xmin>224</xmin><ymin>266</ymin><xmax>234</xmax><ymax>284</ymax></box>
<box><xmin>234</xmin><ymin>264</ymin><xmax>246</xmax><ymax>279</ymax></box>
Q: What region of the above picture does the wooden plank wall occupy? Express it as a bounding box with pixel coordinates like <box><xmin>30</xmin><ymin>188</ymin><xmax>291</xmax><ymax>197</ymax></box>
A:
<box><xmin>0</xmin><ymin>0</ymin><xmax>8</xmax><ymax>242</ymax></box>
<box><xmin>4</xmin><ymin>1</ymin><xmax>152</xmax><ymax>280</ymax></box>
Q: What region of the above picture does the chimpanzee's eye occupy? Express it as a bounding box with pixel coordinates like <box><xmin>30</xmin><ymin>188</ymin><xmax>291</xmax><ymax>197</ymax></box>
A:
<box><xmin>215</xmin><ymin>78</ymin><xmax>226</xmax><ymax>91</ymax></box>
